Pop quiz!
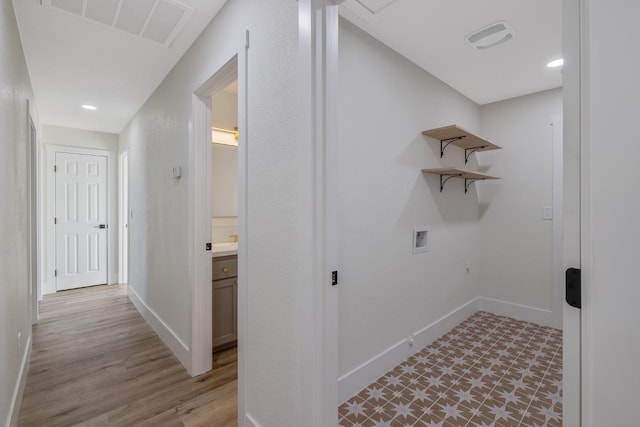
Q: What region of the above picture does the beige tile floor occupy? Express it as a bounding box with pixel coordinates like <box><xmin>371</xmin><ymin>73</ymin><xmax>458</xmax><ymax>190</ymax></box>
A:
<box><xmin>339</xmin><ymin>311</ymin><xmax>562</xmax><ymax>427</ymax></box>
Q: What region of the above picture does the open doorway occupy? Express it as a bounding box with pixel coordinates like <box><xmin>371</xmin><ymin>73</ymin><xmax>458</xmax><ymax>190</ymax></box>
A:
<box><xmin>190</xmin><ymin>44</ymin><xmax>248</xmax><ymax>422</ymax></box>
<box><xmin>210</xmin><ymin>80</ymin><xmax>239</xmax><ymax>362</ymax></box>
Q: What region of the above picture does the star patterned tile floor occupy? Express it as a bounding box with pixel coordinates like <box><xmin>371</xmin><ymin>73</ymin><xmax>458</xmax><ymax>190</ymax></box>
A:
<box><xmin>339</xmin><ymin>311</ymin><xmax>562</xmax><ymax>427</ymax></box>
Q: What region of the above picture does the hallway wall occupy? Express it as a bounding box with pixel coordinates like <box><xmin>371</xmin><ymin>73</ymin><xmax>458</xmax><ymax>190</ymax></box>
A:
<box><xmin>119</xmin><ymin>0</ymin><xmax>304</xmax><ymax>425</ymax></box>
<box><xmin>0</xmin><ymin>0</ymin><xmax>38</xmax><ymax>424</ymax></box>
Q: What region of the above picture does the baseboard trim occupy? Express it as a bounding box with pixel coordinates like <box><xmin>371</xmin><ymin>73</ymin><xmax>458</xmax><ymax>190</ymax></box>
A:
<box><xmin>338</xmin><ymin>298</ymin><xmax>480</xmax><ymax>403</ymax></box>
<box><xmin>478</xmin><ymin>297</ymin><xmax>553</xmax><ymax>328</ymax></box>
<box><xmin>127</xmin><ymin>286</ymin><xmax>191</xmax><ymax>372</ymax></box>
<box><xmin>6</xmin><ymin>335</ymin><xmax>31</xmax><ymax>427</ymax></box>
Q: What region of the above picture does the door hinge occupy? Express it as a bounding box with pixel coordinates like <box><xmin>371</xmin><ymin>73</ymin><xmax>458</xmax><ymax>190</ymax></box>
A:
<box><xmin>331</xmin><ymin>270</ymin><xmax>338</xmax><ymax>286</ymax></box>
<box><xmin>54</xmin><ymin>269</ymin><xmax>57</xmax><ymax>277</ymax></box>
<box><xmin>54</xmin><ymin>165</ymin><xmax>57</xmax><ymax>173</ymax></box>
<box><xmin>54</xmin><ymin>217</ymin><xmax>57</xmax><ymax>224</ymax></box>
<box><xmin>566</xmin><ymin>268</ymin><xmax>581</xmax><ymax>309</ymax></box>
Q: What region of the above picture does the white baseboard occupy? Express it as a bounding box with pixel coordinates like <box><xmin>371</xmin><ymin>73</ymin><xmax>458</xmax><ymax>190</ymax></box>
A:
<box><xmin>245</xmin><ymin>414</ymin><xmax>261</xmax><ymax>427</ymax></box>
<box><xmin>338</xmin><ymin>296</ymin><xmax>555</xmax><ymax>404</ymax></box>
<box><xmin>478</xmin><ymin>297</ymin><xmax>553</xmax><ymax>328</ymax></box>
<box><xmin>6</xmin><ymin>335</ymin><xmax>31</xmax><ymax>427</ymax></box>
<box><xmin>338</xmin><ymin>298</ymin><xmax>480</xmax><ymax>403</ymax></box>
<box><xmin>127</xmin><ymin>286</ymin><xmax>191</xmax><ymax>372</ymax></box>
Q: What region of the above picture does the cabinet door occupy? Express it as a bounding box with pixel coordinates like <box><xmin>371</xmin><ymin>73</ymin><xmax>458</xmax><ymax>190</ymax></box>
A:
<box><xmin>212</xmin><ymin>277</ymin><xmax>237</xmax><ymax>348</ymax></box>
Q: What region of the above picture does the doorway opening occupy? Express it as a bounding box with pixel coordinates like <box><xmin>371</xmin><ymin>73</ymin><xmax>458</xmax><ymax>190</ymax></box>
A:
<box><xmin>190</xmin><ymin>43</ymin><xmax>248</xmax><ymax>423</ymax></box>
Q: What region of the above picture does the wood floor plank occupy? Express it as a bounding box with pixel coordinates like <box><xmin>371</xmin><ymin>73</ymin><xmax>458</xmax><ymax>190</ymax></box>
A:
<box><xmin>18</xmin><ymin>284</ymin><xmax>237</xmax><ymax>427</ymax></box>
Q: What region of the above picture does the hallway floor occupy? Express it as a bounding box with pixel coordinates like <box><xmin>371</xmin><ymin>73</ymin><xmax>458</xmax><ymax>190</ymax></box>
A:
<box><xmin>18</xmin><ymin>285</ymin><xmax>237</xmax><ymax>427</ymax></box>
<box><xmin>339</xmin><ymin>312</ymin><xmax>562</xmax><ymax>427</ymax></box>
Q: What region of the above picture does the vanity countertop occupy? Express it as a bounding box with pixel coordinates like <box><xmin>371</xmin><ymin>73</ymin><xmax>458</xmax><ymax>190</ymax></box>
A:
<box><xmin>212</xmin><ymin>242</ymin><xmax>238</xmax><ymax>258</ymax></box>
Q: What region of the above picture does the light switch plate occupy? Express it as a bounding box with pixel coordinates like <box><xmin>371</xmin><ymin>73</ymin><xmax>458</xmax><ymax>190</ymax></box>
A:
<box><xmin>543</xmin><ymin>206</ymin><xmax>553</xmax><ymax>220</ymax></box>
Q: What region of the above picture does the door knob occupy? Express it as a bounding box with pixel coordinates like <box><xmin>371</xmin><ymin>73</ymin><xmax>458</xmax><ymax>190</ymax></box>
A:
<box><xmin>95</xmin><ymin>224</ymin><xmax>107</xmax><ymax>229</ymax></box>
<box><xmin>222</xmin><ymin>267</ymin><xmax>229</xmax><ymax>273</ymax></box>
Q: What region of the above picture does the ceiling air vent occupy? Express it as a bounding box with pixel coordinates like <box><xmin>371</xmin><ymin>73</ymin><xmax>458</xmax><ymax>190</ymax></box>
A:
<box><xmin>42</xmin><ymin>0</ymin><xmax>194</xmax><ymax>47</ymax></box>
<box><xmin>466</xmin><ymin>21</ymin><xmax>515</xmax><ymax>50</ymax></box>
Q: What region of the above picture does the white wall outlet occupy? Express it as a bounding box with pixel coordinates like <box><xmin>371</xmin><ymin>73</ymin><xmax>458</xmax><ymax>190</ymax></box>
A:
<box><xmin>408</xmin><ymin>334</ymin><xmax>415</xmax><ymax>347</ymax></box>
<box><xmin>543</xmin><ymin>206</ymin><xmax>553</xmax><ymax>220</ymax></box>
<box><xmin>413</xmin><ymin>226</ymin><xmax>429</xmax><ymax>254</ymax></box>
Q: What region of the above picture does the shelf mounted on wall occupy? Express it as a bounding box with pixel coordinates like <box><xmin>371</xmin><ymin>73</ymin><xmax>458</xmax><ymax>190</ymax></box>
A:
<box><xmin>422</xmin><ymin>167</ymin><xmax>500</xmax><ymax>193</ymax></box>
<box><xmin>422</xmin><ymin>124</ymin><xmax>502</xmax><ymax>164</ymax></box>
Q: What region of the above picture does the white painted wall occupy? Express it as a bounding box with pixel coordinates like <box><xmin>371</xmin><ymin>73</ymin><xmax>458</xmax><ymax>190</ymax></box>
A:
<box><xmin>212</xmin><ymin>144</ymin><xmax>238</xmax><ymax>217</ymax></box>
<box><xmin>0</xmin><ymin>1</ymin><xmax>38</xmax><ymax>425</ymax></box>
<box><xmin>41</xmin><ymin>125</ymin><xmax>119</xmax><ymax>151</ymax></box>
<box><xmin>477</xmin><ymin>88</ymin><xmax>562</xmax><ymax>325</ymax></box>
<box><xmin>212</xmin><ymin>90</ymin><xmax>238</xmax><ymax>131</ymax></box>
<box><xmin>582</xmin><ymin>1</ymin><xmax>640</xmax><ymax>425</ymax></box>
<box><xmin>119</xmin><ymin>0</ymin><xmax>304</xmax><ymax>425</ymax></box>
<box><xmin>337</xmin><ymin>19</ymin><xmax>481</xmax><ymax>381</ymax></box>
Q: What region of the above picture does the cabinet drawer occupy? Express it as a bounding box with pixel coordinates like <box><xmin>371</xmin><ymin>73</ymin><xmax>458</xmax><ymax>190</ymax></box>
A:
<box><xmin>212</xmin><ymin>255</ymin><xmax>237</xmax><ymax>280</ymax></box>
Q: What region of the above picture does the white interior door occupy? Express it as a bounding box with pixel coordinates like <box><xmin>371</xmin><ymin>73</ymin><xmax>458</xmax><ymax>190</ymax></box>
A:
<box><xmin>55</xmin><ymin>152</ymin><xmax>108</xmax><ymax>290</ymax></box>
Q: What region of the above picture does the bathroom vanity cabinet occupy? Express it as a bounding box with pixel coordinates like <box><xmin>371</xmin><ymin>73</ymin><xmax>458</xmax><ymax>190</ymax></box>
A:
<box><xmin>212</xmin><ymin>254</ymin><xmax>237</xmax><ymax>349</ymax></box>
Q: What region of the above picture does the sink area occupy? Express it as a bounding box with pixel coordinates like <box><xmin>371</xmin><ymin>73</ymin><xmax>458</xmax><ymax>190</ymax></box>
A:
<box><xmin>211</xmin><ymin>242</ymin><xmax>238</xmax><ymax>257</ymax></box>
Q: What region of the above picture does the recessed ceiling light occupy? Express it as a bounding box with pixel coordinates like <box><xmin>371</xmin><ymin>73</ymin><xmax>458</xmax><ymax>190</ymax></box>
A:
<box><xmin>547</xmin><ymin>59</ymin><xmax>564</xmax><ymax>68</ymax></box>
<box><xmin>82</xmin><ymin>104</ymin><xmax>97</xmax><ymax>110</ymax></box>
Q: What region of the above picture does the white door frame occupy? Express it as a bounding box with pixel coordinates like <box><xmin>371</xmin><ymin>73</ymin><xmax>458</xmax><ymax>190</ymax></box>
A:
<box><xmin>299</xmin><ymin>1</ymin><xmax>342</xmax><ymax>425</ymax></box>
<box><xmin>44</xmin><ymin>145</ymin><xmax>117</xmax><ymax>295</ymax></box>
<box><xmin>189</xmin><ymin>35</ymin><xmax>247</xmax><ymax>423</ymax></box>
<box><xmin>119</xmin><ymin>151</ymin><xmax>129</xmax><ymax>284</ymax></box>
<box><xmin>562</xmin><ymin>0</ymin><xmax>583</xmax><ymax>424</ymax></box>
<box><xmin>27</xmin><ymin>101</ymin><xmax>40</xmax><ymax>323</ymax></box>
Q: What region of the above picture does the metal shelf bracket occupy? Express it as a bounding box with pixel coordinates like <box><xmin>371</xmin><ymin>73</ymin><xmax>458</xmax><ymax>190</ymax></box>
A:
<box><xmin>464</xmin><ymin>146</ymin><xmax>489</xmax><ymax>164</ymax></box>
<box><xmin>440</xmin><ymin>136</ymin><xmax>465</xmax><ymax>158</ymax></box>
<box><xmin>440</xmin><ymin>173</ymin><xmax>463</xmax><ymax>192</ymax></box>
<box><xmin>464</xmin><ymin>178</ymin><xmax>486</xmax><ymax>193</ymax></box>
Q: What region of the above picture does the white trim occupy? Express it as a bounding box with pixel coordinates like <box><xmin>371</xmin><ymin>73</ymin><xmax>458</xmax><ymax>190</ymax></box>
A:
<box><xmin>189</xmin><ymin>35</ymin><xmax>248</xmax><ymax>427</ymax></box>
<box><xmin>551</xmin><ymin>118</ymin><xmax>564</xmax><ymax>330</ymax></box>
<box><xmin>44</xmin><ymin>144</ymin><xmax>118</xmax><ymax>295</ymax></box>
<box><xmin>579</xmin><ymin>0</ymin><xmax>591</xmax><ymax>424</ymax></box>
<box><xmin>478</xmin><ymin>297</ymin><xmax>554</xmax><ymax>327</ymax></box>
<box><xmin>6</xmin><ymin>335</ymin><xmax>31</xmax><ymax>427</ymax></box>
<box><xmin>127</xmin><ymin>285</ymin><xmax>190</xmax><ymax>369</ymax></box>
<box><xmin>338</xmin><ymin>298</ymin><xmax>479</xmax><ymax>403</ymax></box>
<box><xmin>298</xmin><ymin>1</ymin><xmax>341</xmax><ymax>425</ymax></box>
<box><xmin>118</xmin><ymin>152</ymin><xmax>128</xmax><ymax>285</ymax></box>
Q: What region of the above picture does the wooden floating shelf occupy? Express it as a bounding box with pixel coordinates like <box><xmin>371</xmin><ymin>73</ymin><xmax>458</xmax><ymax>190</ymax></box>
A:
<box><xmin>422</xmin><ymin>124</ymin><xmax>502</xmax><ymax>164</ymax></box>
<box><xmin>422</xmin><ymin>167</ymin><xmax>500</xmax><ymax>193</ymax></box>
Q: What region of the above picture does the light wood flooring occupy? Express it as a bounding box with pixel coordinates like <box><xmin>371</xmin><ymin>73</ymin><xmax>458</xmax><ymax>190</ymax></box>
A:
<box><xmin>18</xmin><ymin>284</ymin><xmax>237</xmax><ymax>427</ymax></box>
